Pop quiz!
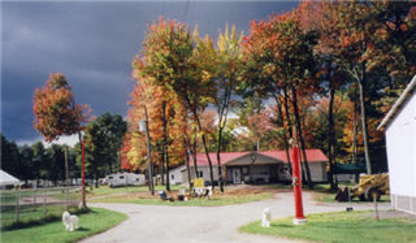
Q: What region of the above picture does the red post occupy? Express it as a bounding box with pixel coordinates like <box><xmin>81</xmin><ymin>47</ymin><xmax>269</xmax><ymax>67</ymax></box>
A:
<box><xmin>81</xmin><ymin>139</ymin><xmax>86</xmax><ymax>208</ymax></box>
<box><xmin>291</xmin><ymin>143</ymin><xmax>307</xmax><ymax>225</ymax></box>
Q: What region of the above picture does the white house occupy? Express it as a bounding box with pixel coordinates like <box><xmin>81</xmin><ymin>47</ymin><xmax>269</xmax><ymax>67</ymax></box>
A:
<box><xmin>169</xmin><ymin>149</ymin><xmax>328</xmax><ymax>185</ymax></box>
<box><xmin>378</xmin><ymin>74</ymin><xmax>416</xmax><ymax>215</ymax></box>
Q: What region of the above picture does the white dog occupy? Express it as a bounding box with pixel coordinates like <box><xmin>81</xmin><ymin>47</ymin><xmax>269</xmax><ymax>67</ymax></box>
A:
<box><xmin>261</xmin><ymin>208</ymin><xmax>271</xmax><ymax>228</ymax></box>
<box><xmin>62</xmin><ymin>211</ymin><xmax>79</xmax><ymax>232</ymax></box>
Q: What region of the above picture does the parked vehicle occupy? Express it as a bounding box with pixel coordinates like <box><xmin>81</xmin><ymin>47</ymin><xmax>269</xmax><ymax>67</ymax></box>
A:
<box><xmin>335</xmin><ymin>173</ymin><xmax>389</xmax><ymax>202</ymax></box>
<box><xmin>106</xmin><ymin>172</ymin><xmax>146</xmax><ymax>188</ymax></box>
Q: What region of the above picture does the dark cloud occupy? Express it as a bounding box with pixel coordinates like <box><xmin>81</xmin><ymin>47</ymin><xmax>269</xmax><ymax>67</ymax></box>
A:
<box><xmin>2</xmin><ymin>1</ymin><xmax>297</xmax><ymax>143</ymax></box>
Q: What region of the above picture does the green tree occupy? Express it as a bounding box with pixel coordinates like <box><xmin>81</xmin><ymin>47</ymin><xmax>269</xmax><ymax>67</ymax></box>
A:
<box><xmin>82</xmin><ymin>113</ymin><xmax>127</xmax><ymax>185</ymax></box>
<box><xmin>18</xmin><ymin>145</ymin><xmax>35</xmax><ymax>183</ymax></box>
<box><xmin>31</xmin><ymin>141</ymin><xmax>48</xmax><ymax>186</ymax></box>
<box><xmin>1</xmin><ymin>134</ymin><xmax>21</xmax><ymax>179</ymax></box>
<box><xmin>45</xmin><ymin>144</ymin><xmax>66</xmax><ymax>186</ymax></box>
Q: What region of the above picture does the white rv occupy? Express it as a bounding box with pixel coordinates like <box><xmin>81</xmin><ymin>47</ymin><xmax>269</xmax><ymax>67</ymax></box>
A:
<box><xmin>106</xmin><ymin>172</ymin><xmax>146</xmax><ymax>188</ymax></box>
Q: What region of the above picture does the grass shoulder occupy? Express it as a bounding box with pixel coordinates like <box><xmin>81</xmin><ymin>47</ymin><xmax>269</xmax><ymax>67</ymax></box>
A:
<box><xmin>91</xmin><ymin>192</ymin><xmax>272</xmax><ymax>207</ymax></box>
<box><xmin>240</xmin><ymin>210</ymin><xmax>416</xmax><ymax>243</ymax></box>
<box><xmin>88</xmin><ymin>185</ymin><xmax>275</xmax><ymax>207</ymax></box>
<box><xmin>308</xmin><ymin>184</ymin><xmax>391</xmax><ymax>203</ymax></box>
<box><xmin>2</xmin><ymin>207</ymin><xmax>127</xmax><ymax>243</ymax></box>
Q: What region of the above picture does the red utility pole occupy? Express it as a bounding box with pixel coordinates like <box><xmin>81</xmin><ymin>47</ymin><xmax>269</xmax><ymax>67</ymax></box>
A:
<box><xmin>291</xmin><ymin>138</ymin><xmax>307</xmax><ymax>225</ymax></box>
<box><xmin>81</xmin><ymin>139</ymin><xmax>86</xmax><ymax>208</ymax></box>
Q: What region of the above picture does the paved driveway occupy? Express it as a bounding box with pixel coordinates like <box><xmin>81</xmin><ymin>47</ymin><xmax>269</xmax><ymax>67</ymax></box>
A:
<box><xmin>80</xmin><ymin>192</ymin><xmax>390</xmax><ymax>243</ymax></box>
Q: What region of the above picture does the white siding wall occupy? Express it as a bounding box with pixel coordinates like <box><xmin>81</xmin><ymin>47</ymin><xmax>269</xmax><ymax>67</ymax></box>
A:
<box><xmin>169</xmin><ymin>166</ymin><xmax>185</xmax><ymax>185</ymax></box>
<box><xmin>386</xmin><ymin>93</ymin><xmax>416</xmax><ymax>198</ymax></box>
<box><xmin>170</xmin><ymin>166</ymin><xmax>219</xmax><ymax>185</ymax></box>
<box><xmin>308</xmin><ymin>162</ymin><xmax>327</xmax><ymax>182</ymax></box>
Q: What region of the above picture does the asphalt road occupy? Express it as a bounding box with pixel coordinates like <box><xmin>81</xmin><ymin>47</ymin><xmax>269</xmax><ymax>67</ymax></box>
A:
<box><xmin>80</xmin><ymin>192</ymin><xmax>390</xmax><ymax>243</ymax></box>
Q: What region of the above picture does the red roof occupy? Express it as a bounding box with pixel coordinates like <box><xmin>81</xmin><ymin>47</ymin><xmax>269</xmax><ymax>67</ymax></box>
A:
<box><xmin>260</xmin><ymin>149</ymin><xmax>328</xmax><ymax>163</ymax></box>
<box><xmin>193</xmin><ymin>149</ymin><xmax>328</xmax><ymax>166</ymax></box>
<box><xmin>194</xmin><ymin>152</ymin><xmax>250</xmax><ymax>166</ymax></box>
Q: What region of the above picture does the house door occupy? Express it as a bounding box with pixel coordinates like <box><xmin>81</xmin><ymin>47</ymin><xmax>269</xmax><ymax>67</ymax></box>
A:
<box><xmin>233</xmin><ymin>168</ymin><xmax>241</xmax><ymax>184</ymax></box>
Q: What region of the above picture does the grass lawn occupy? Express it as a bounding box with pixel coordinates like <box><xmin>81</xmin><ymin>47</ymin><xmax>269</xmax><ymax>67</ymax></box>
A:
<box><xmin>90</xmin><ymin>192</ymin><xmax>272</xmax><ymax>207</ymax></box>
<box><xmin>1</xmin><ymin>204</ymin><xmax>81</xmax><ymax>229</ymax></box>
<box><xmin>240</xmin><ymin>210</ymin><xmax>416</xmax><ymax>243</ymax></box>
<box><xmin>86</xmin><ymin>184</ymin><xmax>275</xmax><ymax>207</ymax></box>
<box><xmin>313</xmin><ymin>191</ymin><xmax>390</xmax><ymax>203</ymax></box>
<box><xmin>1</xmin><ymin>207</ymin><xmax>127</xmax><ymax>243</ymax></box>
<box><xmin>309</xmin><ymin>184</ymin><xmax>391</xmax><ymax>203</ymax></box>
<box><xmin>86</xmin><ymin>185</ymin><xmax>183</xmax><ymax>197</ymax></box>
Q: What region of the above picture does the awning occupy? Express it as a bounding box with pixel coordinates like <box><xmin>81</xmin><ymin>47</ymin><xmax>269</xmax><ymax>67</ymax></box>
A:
<box><xmin>332</xmin><ymin>163</ymin><xmax>366</xmax><ymax>174</ymax></box>
<box><xmin>0</xmin><ymin>170</ymin><xmax>22</xmax><ymax>186</ymax></box>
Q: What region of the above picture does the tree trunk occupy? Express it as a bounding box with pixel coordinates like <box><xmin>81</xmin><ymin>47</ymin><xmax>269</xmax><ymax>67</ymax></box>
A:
<box><xmin>274</xmin><ymin>94</ymin><xmax>292</xmax><ymax>175</ymax></box>
<box><xmin>283</xmin><ymin>88</ymin><xmax>293</xmax><ymax>138</ymax></box>
<box><xmin>159</xmin><ymin>150</ymin><xmax>165</xmax><ymax>185</ymax></box>
<box><xmin>193</xmin><ymin>110</ymin><xmax>215</xmax><ymax>190</ymax></box>
<box><xmin>328</xmin><ymin>86</ymin><xmax>336</xmax><ymax>189</ymax></box>
<box><xmin>353</xmin><ymin>84</ymin><xmax>358</xmax><ymax>163</ymax></box>
<box><xmin>144</xmin><ymin>107</ymin><xmax>154</xmax><ymax>195</ymax></box>
<box><xmin>216</xmin><ymin>126</ymin><xmax>225</xmax><ymax>192</ymax></box>
<box><xmin>192</xmin><ymin>129</ymin><xmax>199</xmax><ymax>178</ymax></box>
<box><xmin>162</xmin><ymin>101</ymin><xmax>170</xmax><ymax>191</ymax></box>
<box><xmin>184</xmin><ymin>137</ymin><xmax>193</xmax><ymax>189</ymax></box>
<box><xmin>357</xmin><ymin>79</ymin><xmax>372</xmax><ymax>174</ymax></box>
<box><xmin>291</xmin><ymin>86</ymin><xmax>313</xmax><ymax>189</ymax></box>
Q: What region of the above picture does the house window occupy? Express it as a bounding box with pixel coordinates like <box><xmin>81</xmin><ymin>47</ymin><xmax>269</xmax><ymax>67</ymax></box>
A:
<box><xmin>242</xmin><ymin>167</ymin><xmax>249</xmax><ymax>175</ymax></box>
<box><xmin>171</xmin><ymin>174</ymin><xmax>175</xmax><ymax>180</ymax></box>
<box><xmin>119</xmin><ymin>176</ymin><xmax>124</xmax><ymax>179</ymax></box>
<box><xmin>109</xmin><ymin>176</ymin><xmax>113</xmax><ymax>179</ymax></box>
<box><xmin>198</xmin><ymin>171</ymin><xmax>203</xmax><ymax>177</ymax></box>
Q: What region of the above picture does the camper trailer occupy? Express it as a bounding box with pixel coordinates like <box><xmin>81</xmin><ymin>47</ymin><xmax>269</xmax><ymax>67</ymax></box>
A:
<box><xmin>106</xmin><ymin>172</ymin><xmax>145</xmax><ymax>188</ymax></box>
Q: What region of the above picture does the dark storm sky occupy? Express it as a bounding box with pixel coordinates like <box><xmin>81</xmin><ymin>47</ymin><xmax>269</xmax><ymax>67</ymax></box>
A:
<box><xmin>2</xmin><ymin>1</ymin><xmax>298</xmax><ymax>144</ymax></box>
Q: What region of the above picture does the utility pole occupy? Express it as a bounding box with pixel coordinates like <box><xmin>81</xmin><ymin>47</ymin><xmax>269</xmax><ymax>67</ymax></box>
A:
<box><xmin>64</xmin><ymin>145</ymin><xmax>69</xmax><ymax>210</ymax></box>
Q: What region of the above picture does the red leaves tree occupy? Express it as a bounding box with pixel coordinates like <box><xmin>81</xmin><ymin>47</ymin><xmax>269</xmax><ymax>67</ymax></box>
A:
<box><xmin>33</xmin><ymin>73</ymin><xmax>90</xmax><ymax>142</ymax></box>
<box><xmin>241</xmin><ymin>10</ymin><xmax>318</xmax><ymax>188</ymax></box>
<box><xmin>33</xmin><ymin>73</ymin><xmax>91</xmax><ymax>207</ymax></box>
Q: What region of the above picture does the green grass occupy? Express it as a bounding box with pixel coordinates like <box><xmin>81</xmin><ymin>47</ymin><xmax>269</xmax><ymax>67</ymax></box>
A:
<box><xmin>1</xmin><ymin>207</ymin><xmax>127</xmax><ymax>243</ymax></box>
<box><xmin>240</xmin><ymin>210</ymin><xmax>416</xmax><ymax>243</ymax></box>
<box><xmin>91</xmin><ymin>192</ymin><xmax>273</xmax><ymax>207</ymax></box>
<box><xmin>314</xmin><ymin>191</ymin><xmax>390</xmax><ymax>203</ymax></box>
<box><xmin>1</xmin><ymin>204</ymin><xmax>82</xmax><ymax>229</ymax></box>
<box><xmin>86</xmin><ymin>185</ymin><xmax>183</xmax><ymax>197</ymax></box>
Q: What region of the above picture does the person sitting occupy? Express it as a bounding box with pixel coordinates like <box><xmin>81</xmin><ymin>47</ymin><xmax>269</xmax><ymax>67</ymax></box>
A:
<box><xmin>158</xmin><ymin>190</ymin><xmax>174</xmax><ymax>201</ymax></box>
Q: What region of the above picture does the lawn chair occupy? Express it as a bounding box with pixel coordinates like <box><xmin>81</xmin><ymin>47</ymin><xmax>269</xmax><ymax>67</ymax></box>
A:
<box><xmin>204</xmin><ymin>186</ymin><xmax>213</xmax><ymax>199</ymax></box>
<box><xmin>158</xmin><ymin>190</ymin><xmax>174</xmax><ymax>201</ymax></box>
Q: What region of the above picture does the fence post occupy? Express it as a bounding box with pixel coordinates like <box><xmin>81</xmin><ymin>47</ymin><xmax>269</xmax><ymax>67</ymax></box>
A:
<box><xmin>43</xmin><ymin>189</ymin><xmax>47</xmax><ymax>218</ymax></box>
<box><xmin>15</xmin><ymin>187</ymin><xmax>20</xmax><ymax>224</ymax></box>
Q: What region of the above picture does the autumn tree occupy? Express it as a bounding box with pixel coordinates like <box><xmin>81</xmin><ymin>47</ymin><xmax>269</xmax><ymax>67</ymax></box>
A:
<box><xmin>134</xmin><ymin>17</ymin><xmax>217</xmax><ymax>188</ymax></box>
<box><xmin>211</xmin><ymin>25</ymin><xmax>243</xmax><ymax>192</ymax></box>
<box><xmin>300</xmin><ymin>1</ymin><xmax>416</xmax><ymax>174</ymax></box>
<box><xmin>241</xmin><ymin>10</ymin><xmax>318</xmax><ymax>188</ymax></box>
<box><xmin>33</xmin><ymin>73</ymin><xmax>91</xmax><ymax>207</ymax></box>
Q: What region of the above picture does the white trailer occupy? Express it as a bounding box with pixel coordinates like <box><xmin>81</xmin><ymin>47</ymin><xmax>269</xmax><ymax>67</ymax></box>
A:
<box><xmin>107</xmin><ymin>172</ymin><xmax>146</xmax><ymax>188</ymax></box>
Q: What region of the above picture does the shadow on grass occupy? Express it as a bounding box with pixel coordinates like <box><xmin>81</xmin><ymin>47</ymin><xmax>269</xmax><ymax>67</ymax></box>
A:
<box><xmin>3</xmin><ymin>207</ymin><xmax>92</xmax><ymax>231</ymax></box>
<box><xmin>75</xmin><ymin>227</ymin><xmax>91</xmax><ymax>232</ymax></box>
